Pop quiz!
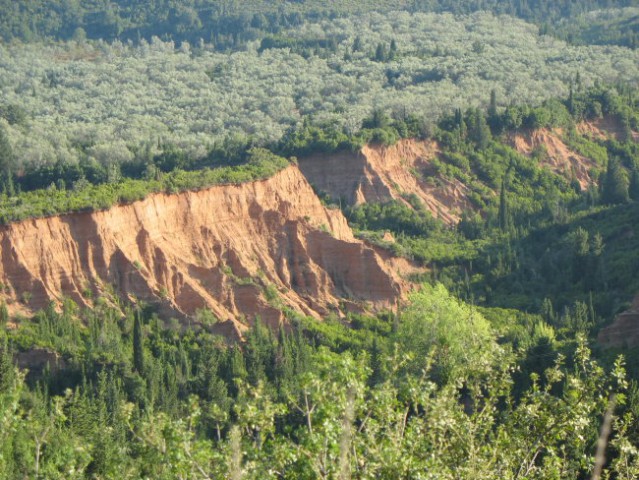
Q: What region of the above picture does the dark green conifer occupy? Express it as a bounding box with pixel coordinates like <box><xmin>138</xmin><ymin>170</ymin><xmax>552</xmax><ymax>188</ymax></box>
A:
<box><xmin>133</xmin><ymin>311</ymin><xmax>145</xmax><ymax>374</ymax></box>
<box><xmin>498</xmin><ymin>177</ymin><xmax>510</xmax><ymax>231</ymax></box>
<box><xmin>601</xmin><ymin>157</ymin><xmax>629</xmax><ymax>205</ymax></box>
<box><xmin>629</xmin><ymin>163</ymin><xmax>639</xmax><ymax>201</ymax></box>
<box><xmin>0</xmin><ymin>301</ymin><xmax>7</xmax><ymax>325</ymax></box>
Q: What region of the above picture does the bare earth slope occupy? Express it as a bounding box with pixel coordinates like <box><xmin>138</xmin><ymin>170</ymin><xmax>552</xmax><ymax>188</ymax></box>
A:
<box><xmin>508</xmin><ymin>128</ymin><xmax>597</xmax><ymax>190</ymax></box>
<box><xmin>298</xmin><ymin>139</ymin><xmax>473</xmax><ymax>224</ymax></box>
<box><xmin>0</xmin><ymin>166</ymin><xmax>403</xmax><ymax>337</ymax></box>
<box><xmin>577</xmin><ymin>116</ymin><xmax>639</xmax><ymax>143</ymax></box>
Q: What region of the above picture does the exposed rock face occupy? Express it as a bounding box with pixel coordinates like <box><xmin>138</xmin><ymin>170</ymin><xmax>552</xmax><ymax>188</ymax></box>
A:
<box><xmin>598</xmin><ymin>295</ymin><xmax>639</xmax><ymax>348</ymax></box>
<box><xmin>298</xmin><ymin>139</ymin><xmax>473</xmax><ymax>224</ymax></box>
<box><xmin>508</xmin><ymin>128</ymin><xmax>597</xmax><ymax>190</ymax></box>
<box><xmin>0</xmin><ymin>166</ymin><xmax>403</xmax><ymax>337</ymax></box>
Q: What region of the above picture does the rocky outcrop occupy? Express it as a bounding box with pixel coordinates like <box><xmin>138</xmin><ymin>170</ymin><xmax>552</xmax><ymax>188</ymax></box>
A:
<box><xmin>0</xmin><ymin>166</ymin><xmax>403</xmax><ymax>337</ymax></box>
<box><xmin>298</xmin><ymin>139</ymin><xmax>473</xmax><ymax>224</ymax></box>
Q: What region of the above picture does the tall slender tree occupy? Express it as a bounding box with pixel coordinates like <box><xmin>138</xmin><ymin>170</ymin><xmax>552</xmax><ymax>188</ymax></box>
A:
<box><xmin>133</xmin><ymin>311</ymin><xmax>145</xmax><ymax>374</ymax></box>
<box><xmin>601</xmin><ymin>157</ymin><xmax>629</xmax><ymax>205</ymax></box>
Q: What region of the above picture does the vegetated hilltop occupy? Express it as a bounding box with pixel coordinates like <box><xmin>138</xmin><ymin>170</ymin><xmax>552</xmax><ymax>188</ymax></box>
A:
<box><xmin>0</xmin><ymin>162</ymin><xmax>404</xmax><ymax>337</ymax></box>
<box><xmin>290</xmin><ymin>85</ymin><xmax>639</xmax><ymax>333</ymax></box>
<box><xmin>298</xmin><ymin>105</ymin><xmax>622</xmax><ymax>226</ymax></box>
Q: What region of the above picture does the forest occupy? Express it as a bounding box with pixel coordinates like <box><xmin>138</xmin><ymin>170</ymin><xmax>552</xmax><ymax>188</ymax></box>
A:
<box><xmin>1</xmin><ymin>1</ymin><xmax>639</xmax><ymax>479</ymax></box>
<box><xmin>0</xmin><ymin>12</ymin><xmax>638</xmax><ymax>176</ymax></box>
<box><xmin>0</xmin><ymin>0</ymin><xmax>638</xmax><ymax>48</ymax></box>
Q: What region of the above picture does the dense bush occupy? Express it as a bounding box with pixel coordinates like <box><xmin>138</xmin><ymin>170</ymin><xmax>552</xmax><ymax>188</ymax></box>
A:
<box><xmin>0</xmin><ymin>284</ymin><xmax>636</xmax><ymax>479</ymax></box>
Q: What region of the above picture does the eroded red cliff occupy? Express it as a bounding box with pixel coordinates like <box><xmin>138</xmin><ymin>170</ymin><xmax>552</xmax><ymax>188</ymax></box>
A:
<box><xmin>0</xmin><ymin>166</ymin><xmax>404</xmax><ymax>337</ymax></box>
<box><xmin>298</xmin><ymin>139</ymin><xmax>473</xmax><ymax>224</ymax></box>
<box><xmin>508</xmin><ymin>128</ymin><xmax>596</xmax><ymax>190</ymax></box>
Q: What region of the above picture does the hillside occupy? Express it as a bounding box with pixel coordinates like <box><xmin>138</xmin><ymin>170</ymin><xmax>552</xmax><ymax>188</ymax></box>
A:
<box><xmin>507</xmin><ymin>128</ymin><xmax>597</xmax><ymax>189</ymax></box>
<box><xmin>3</xmin><ymin>1</ymin><xmax>639</xmax><ymax>477</ymax></box>
<box><xmin>0</xmin><ymin>166</ymin><xmax>404</xmax><ymax>337</ymax></box>
<box><xmin>299</xmin><ymin>139</ymin><xmax>472</xmax><ymax>224</ymax></box>
<box><xmin>1</xmin><ymin>0</ymin><xmax>636</xmax><ymax>46</ymax></box>
<box><xmin>299</xmin><ymin>125</ymin><xmax>607</xmax><ymax>224</ymax></box>
<box><xmin>2</xmin><ymin>12</ymin><xmax>639</xmax><ymax>177</ymax></box>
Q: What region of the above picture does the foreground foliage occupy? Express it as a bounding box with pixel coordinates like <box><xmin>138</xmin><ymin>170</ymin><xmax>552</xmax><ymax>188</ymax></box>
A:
<box><xmin>1</xmin><ymin>286</ymin><xmax>638</xmax><ymax>478</ymax></box>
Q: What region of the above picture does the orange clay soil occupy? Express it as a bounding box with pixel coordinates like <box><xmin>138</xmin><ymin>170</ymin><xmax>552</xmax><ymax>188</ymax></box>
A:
<box><xmin>0</xmin><ymin>166</ymin><xmax>407</xmax><ymax>338</ymax></box>
<box><xmin>576</xmin><ymin>116</ymin><xmax>639</xmax><ymax>143</ymax></box>
<box><xmin>298</xmin><ymin>139</ymin><xmax>473</xmax><ymax>225</ymax></box>
<box><xmin>508</xmin><ymin>128</ymin><xmax>597</xmax><ymax>190</ymax></box>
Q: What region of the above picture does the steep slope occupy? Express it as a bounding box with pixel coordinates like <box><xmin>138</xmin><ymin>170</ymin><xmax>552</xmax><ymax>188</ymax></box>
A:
<box><xmin>298</xmin><ymin>139</ymin><xmax>473</xmax><ymax>224</ymax></box>
<box><xmin>508</xmin><ymin>128</ymin><xmax>597</xmax><ymax>190</ymax></box>
<box><xmin>577</xmin><ymin>116</ymin><xmax>639</xmax><ymax>142</ymax></box>
<box><xmin>0</xmin><ymin>166</ymin><xmax>403</xmax><ymax>337</ymax></box>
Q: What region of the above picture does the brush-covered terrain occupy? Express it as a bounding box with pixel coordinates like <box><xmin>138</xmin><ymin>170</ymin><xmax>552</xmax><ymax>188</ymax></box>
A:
<box><xmin>1</xmin><ymin>2</ymin><xmax>639</xmax><ymax>479</ymax></box>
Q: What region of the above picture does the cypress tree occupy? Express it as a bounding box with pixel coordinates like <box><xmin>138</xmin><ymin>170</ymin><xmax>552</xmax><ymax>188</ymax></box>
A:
<box><xmin>0</xmin><ymin>335</ymin><xmax>14</xmax><ymax>390</ymax></box>
<box><xmin>0</xmin><ymin>301</ymin><xmax>7</xmax><ymax>325</ymax></box>
<box><xmin>133</xmin><ymin>311</ymin><xmax>144</xmax><ymax>374</ymax></box>
<box><xmin>541</xmin><ymin>298</ymin><xmax>555</xmax><ymax>325</ymax></box>
<box><xmin>498</xmin><ymin>177</ymin><xmax>510</xmax><ymax>231</ymax></box>
<box><xmin>488</xmin><ymin>89</ymin><xmax>497</xmax><ymax>118</ymax></box>
<box><xmin>275</xmin><ymin>327</ymin><xmax>293</xmax><ymax>388</ymax></box>
<box><xmin>629</xmin><ymin>164</ymin><xmax>639</xmax><ymax>201</ymax></box>
<box><xmin>0</xmin><ymin>127</ymin><xmax>14</xmax><ymax>196</ymax></box>
<box><xmin>487</xmin><ymin>89</ymin><xmax>502</xmax><ymax>133</ymax></box>
<box><xmin>0</xmin><ymin>127</ymin><xmax>12</xmax><ymax>175</ymax></box>
<box><xmin>369</xmin><ymin>338</ymin><xmax>384</xmax><ymax>386</ymax></box>
<box><xmin>471</xmin><ymin>109</ymin><xmax>491</xmax><ymax>150</ymax></box>
<box><xmin>352</xmin><ymin>36</ymin><xmax>362</xmax><ymax>52</ymax></box>
<box><xmin>601</xmin><ymin>157</ymin><xmax>629</xmax><ymax>205</ymax></box>
<box><xmin>389</xmin><ymin>39</ymin><xmax>398</xmax><ymax>60</ymax></box>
